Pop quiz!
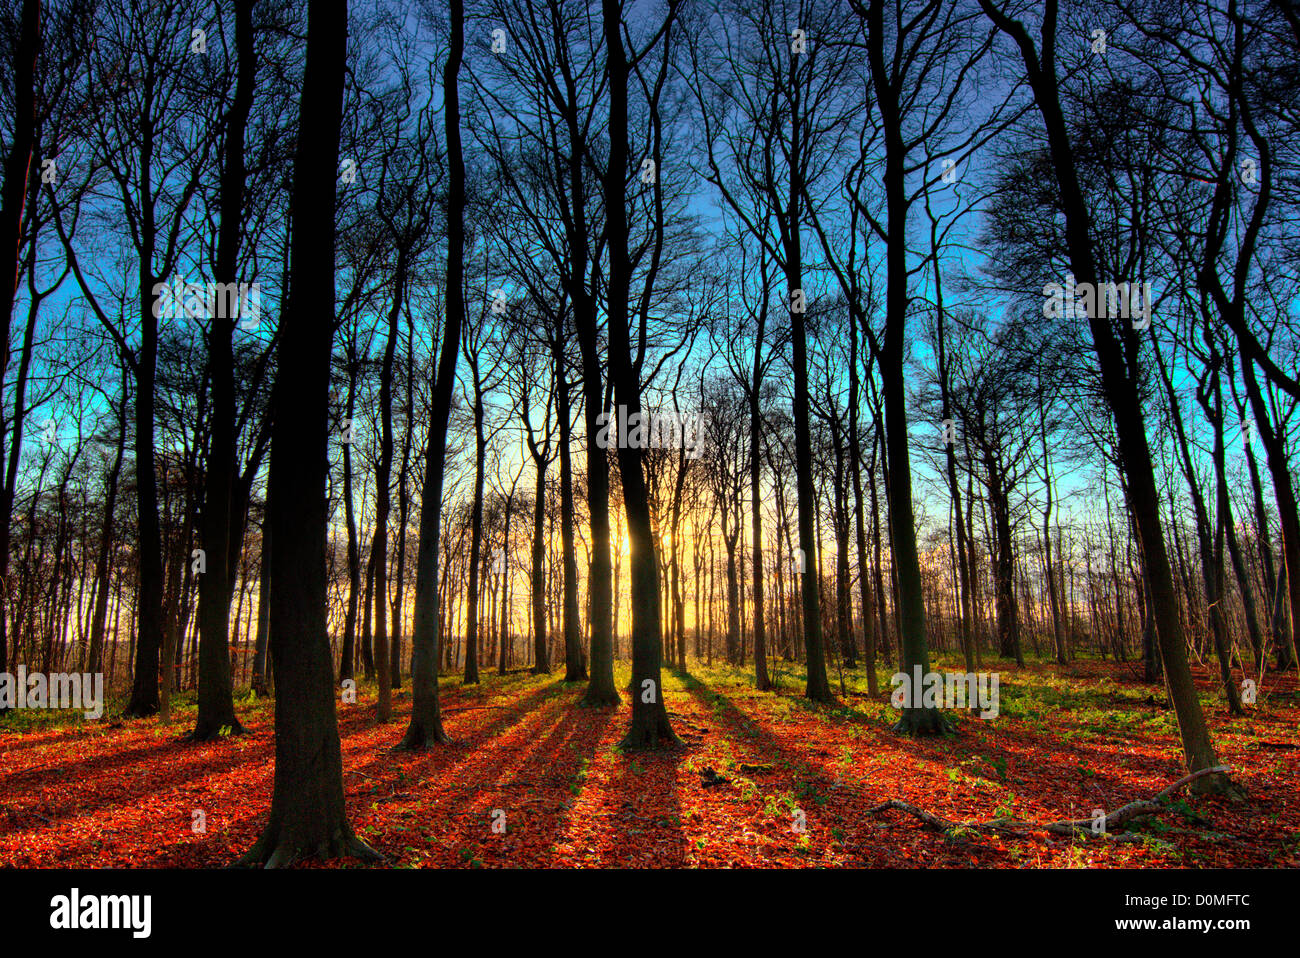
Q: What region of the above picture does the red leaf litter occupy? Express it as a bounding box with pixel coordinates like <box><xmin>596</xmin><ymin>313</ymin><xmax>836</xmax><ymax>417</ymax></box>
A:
<box><xmin>1</xmin><ymin>662</ymin><xmax>1296</xmax><ymax>868</ymax></box>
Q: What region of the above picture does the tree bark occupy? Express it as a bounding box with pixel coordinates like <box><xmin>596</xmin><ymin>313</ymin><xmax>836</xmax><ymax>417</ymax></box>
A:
<box><xmin>782</xmin><ymin>61</ymin><xmax>833</xmax><ymax>705</ymax></box>
<box><xmin>0</xmin><ymin>0</ymin><xmax>39</xmax><ymax>689</ymax></box>
<box><xmin>554</xmin><ymin>342</ymin><xmax>585</xmax><ymax>681</ymax></box>
<box><xmin>190</xmin><ymin>0</ymin><xmax>255</xmax><ymax>741</ymax></box>
<box><xmin>397</xmin><ymin>0</ymin><xmax>467</xmax><ymax>749</ymax></box>
<box><xmin>237</xmin><ymin>0</ymin><xmax>381</xmax><ymax>866</ymax></box>
<box><xmin>372</xmin><ymin>250</ymin><xmax>406</xmax><ymax>723</ymax></box>
<box><xmin>603</xmin><ymin>0</ymin><xmax>675</xmax><ymax>746</ymax></box>
<box><xmin>867</xmin><ymin>0</ymin><xmax>942</xmax><ymax>732</ymax></box>
<box><xmin>979</xmin><ymin>0</ymin><xmax>1231</xmax><ymax>793</ymax></box>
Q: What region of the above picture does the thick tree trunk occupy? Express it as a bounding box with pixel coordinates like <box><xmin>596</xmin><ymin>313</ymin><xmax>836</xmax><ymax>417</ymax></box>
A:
<box><xmin>603</xmin><ymin>0</ymin><xmax>674</xmax><ymax>745</ymax></box>
<box><xmin>123</xmin><ymin>270</ymin><xmax>165</xmax><ymax>718</ymax></box>
<box><xmin>867</xmin><ymin>0</ymin><xmax>942</xmax><ymax>733</ymax></box>
<box><xmin>237</xmin><ymin>0</ymin><xmax>381</xmax><ymax>867</ymax></box>
<box><xmin>784</xmin><ymin>170</ymin><xmax>832</xmax><ymax>703</ymax></box>
<box><xmin>0</xmin><ymin>0</ymin><xmax>39</xmax><ymax>689</ymax></box>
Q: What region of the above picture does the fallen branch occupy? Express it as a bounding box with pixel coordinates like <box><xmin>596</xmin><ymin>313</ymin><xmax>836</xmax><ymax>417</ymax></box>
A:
<box><xmin>867</xmin><ymin>765</ymin><xmax>1231</xmax><ymax>842</ymax></box>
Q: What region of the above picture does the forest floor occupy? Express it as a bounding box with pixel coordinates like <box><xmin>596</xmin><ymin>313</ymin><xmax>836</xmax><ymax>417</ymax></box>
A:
<box><xmin>1</xmin><ymin>656</ymin><xmax>1297</xmax><ymax>868</ymax></box>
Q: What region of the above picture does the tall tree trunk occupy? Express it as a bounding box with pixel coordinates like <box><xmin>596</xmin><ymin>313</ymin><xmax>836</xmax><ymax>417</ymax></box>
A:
<box><xmin>1239</xmin><ymin>357</ymin><xmax>1300</xmax><ymax>670</ymax></box>
<box><xmin>498</xmin><ymin>489</ymin><xmax>514</xmax><ymax>675</ymax></box>
<box><xmin>989</xmin><ymin>468</ymin><xmax>1022</xmax><ymax>667</ymax></box>
<box><xmin>191</xmin><ymin>0</ymin><xmax>255</xmax><ymax>740</ymax></box>
<box><xmin>1040</xmin><ymin>434</ymin><xmax>1066</xmax><ymax>666</ymax></box>
<box><xmin>554</xmin><ymin>344</ymin><xmax>585</xmax><ymax>681</ymax></box>
<box><xmin>1153</xmin><ymin>335</ymin><xmax>1242</xmax><ymax>714</ymax></box>
<box><xmin>933</xmin><ymin>300</ymin><xmax>975</xmax><ymax>675</ymax></box>
<box><xmin>237</xmin><ymin>0</ymin><xmax>381</xmax><ymax>866</ymax></box>
<box><xmin>338</xmin><ymin>365</ymin><xmax>360</xmax><ymax>682</ymax></box>
<box><xmin>463</xmin><ymin>377</ymin><xmax>485</xmax><ymax>686</ymax></box>
<box><xmin>575</xmin><ymin>344</ymin><xmax>614</xmax><ymax>703</ymax></box>
<box><xmin>87</xmin><ymin>374</ymin><xmax>129</xmax><ymax>671</ymax></box>
<box><xmin>123</xmin><ymin>266</ymin><xmax>165</xmax><ymax>716</ymax></box>
<box><xmin>867</xmin><ymin>0</ymin><xmax>941</xmax><ymax>732</ymax></box>
<box><xmin>724</xmin><ymin>522</ymin><xmax>739</xmax><ymax>664</ymax></box>
<box><xmin>603</xmin><ymin>0</ymin><xmax>674</xmax><ymax>745</ymax></box>
<box><xmin>398</xmin><ymin>0</ymin><xmax>467</xmax><ymax>749</ymax></box>
<box><xmin>575</xmin><ymin>344</ymin><xmax>615</xmax><ymax>700</ymax></box>
<box><xmin>372</xmin><ymin>253</ymin><xmax>406</xmax><ymax>723</ymax></box>
<box><xmin>850</xmin><ymin>306</ymin><xmax>881</xmax><ymax>693</ymax></box>
<box><xmin>979</xmin><ymin>0</ymin><xmax>1230</xmax><ymax>793</ymax></box>
<box><xmin>1217</xmin><ymin>391</ymin><xmax>1264</xmax><ymax>667</ymax></box>
<box><xmin>251</xmin><ymin>500</ymin><xmax>271</xmax><ymax>695</ymax></box>
<box><xmin>831</xmin><ymin>420</ymin><xmax>856</xmax><ymax>670</ymax></box>
<box><xmin>783</xmin><ymin>69</ymin><xmax>833</xmax><ymax>705</ymax></box>
<box><xmin>748</xmin><ymin>345</ymin><xmax>769</xmax><ymax>691</ymax></box>
<box><xmin>0</xmin><ymin>0</ymin><xmax>39</xmax><ymax>689</ymax></box>
<box><xmin>531</xmin><ymin>457</ymin><xmax>549</xmax><ymax>674</ymax></box>
<box><xmin>390</xmin><ymin>317</ymin><xmax>413</xmax><ymax>689</ymax></box>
